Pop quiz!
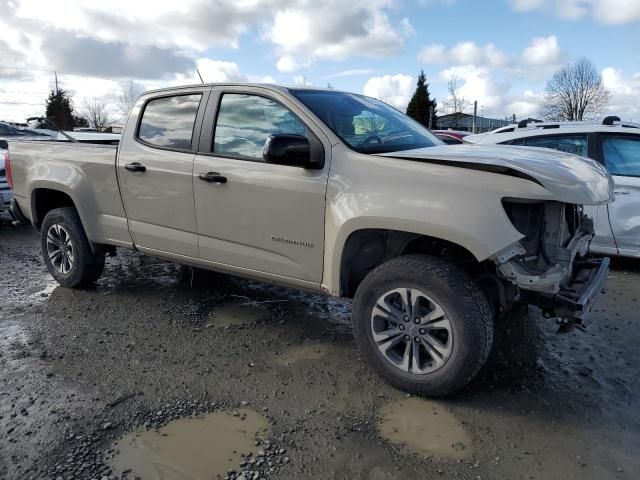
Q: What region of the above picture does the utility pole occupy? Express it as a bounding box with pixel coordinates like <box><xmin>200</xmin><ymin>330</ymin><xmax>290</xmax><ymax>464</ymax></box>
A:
<box><xmin>54</xmin><ymin>71</ymin><xmax>59</xmax><ymax>95</ymax></box>
<box><xmin>428</xmin><ymin>106</ymin><xmax>434</xmax><ymax>129</ymax></box>
<box><xmin>472</xmin><ymin>100</ymin><xmax>478</xmax><ymax>134</ymax></box>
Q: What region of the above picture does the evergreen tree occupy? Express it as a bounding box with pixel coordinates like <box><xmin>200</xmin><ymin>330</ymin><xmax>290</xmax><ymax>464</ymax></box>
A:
<box><xmin>406</xmin><ymin>70</ymin><xmax>438</xmax><ymax>129</ymax></box>
<box><xmin>45</xmin><ymin>89</ymin><xmax>75</xmax><ymax>130</ymax></box>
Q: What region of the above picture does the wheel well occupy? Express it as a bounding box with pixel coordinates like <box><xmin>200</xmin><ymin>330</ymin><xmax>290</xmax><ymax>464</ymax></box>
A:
<box><xmin>32</xmin><ymin>189</ymin><xmax>75</xmax><ymax>227</ymax></box>
<box><xmin>339</xmin><ymin>229</ymin><xmax>480</xmax><ymax>298</ymax></box>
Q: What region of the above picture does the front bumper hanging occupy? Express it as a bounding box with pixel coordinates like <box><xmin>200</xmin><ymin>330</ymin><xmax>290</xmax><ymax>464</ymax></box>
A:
<box><xmin>533</xmin><ymin>256</ymin><xmax>610</xmax><ymax>325</ymax></box>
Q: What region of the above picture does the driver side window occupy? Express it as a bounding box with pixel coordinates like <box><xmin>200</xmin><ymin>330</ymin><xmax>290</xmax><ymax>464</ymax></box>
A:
<box><xmin>213</xmin><ymin>93</ymin><xmax>306</xmax><ymax>161</ymax></box>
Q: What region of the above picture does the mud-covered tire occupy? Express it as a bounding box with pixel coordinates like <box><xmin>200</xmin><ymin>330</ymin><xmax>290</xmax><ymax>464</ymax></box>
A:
<box><xmin>352</xmin><ymin>254</ymin><xmax>494</xmax><ymax>397</ymax></box>
<box><xmin>41</xmin><ymin>207</ymin><xmax>105</xmax><ymax>288</ymax></box>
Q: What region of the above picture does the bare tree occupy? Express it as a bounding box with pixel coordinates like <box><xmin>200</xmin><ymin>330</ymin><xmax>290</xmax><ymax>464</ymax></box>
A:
<box><xmin>441</xmin><ymin>76</ymin><xmax>470</xmax><ymax>128</ymax></box>
<box><xmin>81</xmin><ymin>97</ymin><xmax>115</xmax><ymax>131</ymax></box>
<box><xmin>540</xmin><ymin>58</ymin><xmax>609</xmax><ymax>121</ymax></box>
<box><xmin>117</xmin><ymin>80</ymin><xmax>143</xmax><ymax>121</ymax></box>
<box><xmin>354</xmin><ymin>111</ymin><xmax>386</xmax><ymax>135</ymax></box>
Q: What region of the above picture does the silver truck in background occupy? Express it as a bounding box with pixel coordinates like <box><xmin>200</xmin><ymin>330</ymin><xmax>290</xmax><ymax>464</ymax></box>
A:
<box><xmin>7</xmin><ymin>84</ymin><xmax>614</xmax><ymax>396</ymax></box>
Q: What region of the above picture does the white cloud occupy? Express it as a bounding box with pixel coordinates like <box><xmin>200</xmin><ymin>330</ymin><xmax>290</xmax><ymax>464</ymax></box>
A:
<box><xmin>420</xmin><ymin>37</ymin><xmax>563</xmax><ymax>70</ymax></box>
<box><xmin>265</xmin><ymin>1</ymin><xmax>404</xmax><ymax>61</ymax></box>
<box><xmin>509</xmin><ymin>0</ymin><xmax>546</xmax><ymax>11</ymax></box>
<box><xmin>276</xmin><ymin>55</ymin><xmax>300</xmax><ymax>73</ymax></box>
<box><xmin>521</xmin><ymin>35</ymin><xmax>564</xmax><ymax>65</ymax></box>
<box><xmin>325</xmin><ymin>69</ymin><xmax>377</xmax><ymax>79</ymax></box>
<box><xmin>601</xmin><ymin>67</ymin><xmax>640</xmax><ymax>120</ymax></box>
<box><xmin>399</xmin><ymin>18</ymin><xmax>416</xmax><ymax>37</ymax></box>
<box><xmin>363</xmin><ymin>74</ymin><xmax>414</xmax><ymax>110</ymax></box>
<box><xmin>439</xmin><ymin>65</ymin><xmax>505</xmax><ymax>112</ymax></box>
<box><xmin>419</xmin><ymin>41</ymin><xmax>508</xmax><ymax>68</ymax></box>
<box><xmin>195</xmin><ymin>59</ymin><xmax>247</xmax><ymax>83</ymax></box>
<box><xmin>418</xmin><ymin>44</ymin><xmax>446</xmax><ymax>64</ymax></box>
<box><xmin>509</xmin><ymin>0</ymin><xmax>640</xmax><ymax>24</ymax></box>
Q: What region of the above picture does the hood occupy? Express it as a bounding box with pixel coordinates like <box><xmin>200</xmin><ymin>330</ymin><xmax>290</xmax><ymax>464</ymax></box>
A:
<box><xmin>378</xmin><ymin>144</ymin><xmax>614</xmax><ymax>205</ymax></box>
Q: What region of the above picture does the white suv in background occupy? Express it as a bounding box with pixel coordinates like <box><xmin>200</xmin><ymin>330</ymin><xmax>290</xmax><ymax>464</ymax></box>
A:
<box><xmin>467</xmin><ymin>117</ymin><xmax>640</xmax><ymax>259</ymax></box>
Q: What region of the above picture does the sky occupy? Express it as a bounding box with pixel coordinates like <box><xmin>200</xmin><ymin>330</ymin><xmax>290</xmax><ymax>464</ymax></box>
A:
<box><xmin>1</xmin><ymin>0</ymin><xmax>639</xmax><ymax>123</ymax></box>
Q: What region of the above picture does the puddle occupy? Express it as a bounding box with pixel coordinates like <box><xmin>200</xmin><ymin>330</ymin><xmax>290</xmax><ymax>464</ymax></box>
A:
<box><xmin>377</xmin><ymin>398</ymin><xmax>472</xmax><ymax>460</ymax></box>
<box><xmin>108</xmin><ymin>409</ymin><xmax>270</xmax><ymax>480</ymax></box>
<box><xmin>274</xmin><ymin>343</ymin><xmax>331</xmax><ymax>366</ymax></box>
<box><xmin>206</xmin><ymin>303</ymin><xmax>271</xmax><ymax>328</ymax></box>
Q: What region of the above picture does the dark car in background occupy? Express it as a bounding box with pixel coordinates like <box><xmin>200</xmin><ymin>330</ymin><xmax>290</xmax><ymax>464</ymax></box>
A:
<box><xmin>432</xmin><ymin>130</ymin><xmax>472</xmax><ymax>145</ymax></box>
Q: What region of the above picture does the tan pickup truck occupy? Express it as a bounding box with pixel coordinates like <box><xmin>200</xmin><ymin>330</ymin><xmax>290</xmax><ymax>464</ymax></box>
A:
<box><xmin>6</xmin><ymin>84</ymin><xmax>613</xmax><ymax>396</ymax></box>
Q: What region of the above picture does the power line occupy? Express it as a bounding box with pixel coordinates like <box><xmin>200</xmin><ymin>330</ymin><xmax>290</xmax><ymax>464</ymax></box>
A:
<box><xmin>0</xmin><ymin>64</ymin><xmax>57</xmax><ymax>73</ymax></box>
<box><xmin>0</xmin><ymin>100</ymin><xmax>44</xmax><ymax>106</ymax></box>
<box><xmin>0</xmin><ymin>90</ymin><xmax>50</xmax><ymax>95</ymax></box>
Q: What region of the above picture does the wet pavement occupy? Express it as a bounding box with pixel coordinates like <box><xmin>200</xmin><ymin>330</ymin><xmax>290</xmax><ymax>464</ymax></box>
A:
<box><xmin>1</xmin><ymin>219</ymin><xmax>640</xmax><ymax>479</ymax></box>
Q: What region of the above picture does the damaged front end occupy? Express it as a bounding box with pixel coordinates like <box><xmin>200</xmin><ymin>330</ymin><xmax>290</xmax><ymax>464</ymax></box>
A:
<box><xmin>492</xmin><ymin>200</ymin><xmax>609</xmax><ymax>329</ymax></box>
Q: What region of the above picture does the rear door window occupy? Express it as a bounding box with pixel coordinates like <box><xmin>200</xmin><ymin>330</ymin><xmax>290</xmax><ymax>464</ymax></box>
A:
<box><xmin>602</xmin><ymin>136</ymin><xmax>640</xmax><ymax>177</ymax></box>
<box><xmin>524</xmin><ymin>135</ymin><xmax>588</xmax><ymax>156</ymax></box>
<box><xmin>138</xmin><ymin>94</ymin><xmax>202</xmax><ymax>150</ymax></box>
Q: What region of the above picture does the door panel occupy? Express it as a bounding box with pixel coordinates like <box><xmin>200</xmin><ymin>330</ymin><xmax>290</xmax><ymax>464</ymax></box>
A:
<box><xmin>601</xmin><ymin>135</ymin><xmax>640</xmax><ymax>255</ymax></box>
<box><xmin>584</xmin><ymin>205</ymin><xmax>617</xmax><ymax>255</ymax></box>
<box><xmin>194</xmin><ymin>156</ymin><xmax>327</xmax><ymax>280</ymax></box>
<box><xmin>118</xmin><ymin>93</ymin><xmax>203</xmax><ymax>257</ymax></box>
<box><xmin>609</xmin><ymin>175</ymin><xmax>640</xmax><ymax>255</ymax></box>
<box><xmin>194</xmin><ymin>92</ymin><xmax>328</xmax><ymax>282</ymax></box>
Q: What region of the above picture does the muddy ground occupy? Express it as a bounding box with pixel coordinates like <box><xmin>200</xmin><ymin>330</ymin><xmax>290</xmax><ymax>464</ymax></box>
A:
<box><xmin>1</xmin><ymin>218</ymin><xmax>639</xmax><ymax>480</ymax></box>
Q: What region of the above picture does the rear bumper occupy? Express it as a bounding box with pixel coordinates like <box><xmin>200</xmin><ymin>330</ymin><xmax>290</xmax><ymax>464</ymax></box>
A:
<box><xmin>531</xmin><ymin>256</ymin><xmax>609</xmax><ymax>322</ymax></box>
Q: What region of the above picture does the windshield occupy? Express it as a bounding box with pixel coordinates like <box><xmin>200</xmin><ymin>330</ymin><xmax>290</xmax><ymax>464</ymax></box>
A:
<box><xmin>0</xmin><ymin>122</ymin><xmax>50</xmax><ymax>137</ymax></box>
<box><xmin>291</xmin><ymin>90</ymin><xmax>442</xmax><ymax>154</ymax></box>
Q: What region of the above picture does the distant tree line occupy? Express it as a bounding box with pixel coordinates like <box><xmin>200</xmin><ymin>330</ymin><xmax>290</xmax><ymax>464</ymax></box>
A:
<box><xmin>44</xmin><ymin>80</ymin><xmax>142</xmax><ymax>131</ymax></box>
<box><xmin>404</xmin><ymin>58</ymin><xmax>609</xmax><ymax>129</ymax></box>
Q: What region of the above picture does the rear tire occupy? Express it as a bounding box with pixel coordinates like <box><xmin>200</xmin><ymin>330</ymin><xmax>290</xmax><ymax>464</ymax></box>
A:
<box><xmin>352</xmin><ymin>254</ymin><xmax>493</xmax><ymax>397</ymax></box>
<box><xmin>41</xmin><ymin>207</ymin><xmax>105</xmax><ymax>288</ymax></box>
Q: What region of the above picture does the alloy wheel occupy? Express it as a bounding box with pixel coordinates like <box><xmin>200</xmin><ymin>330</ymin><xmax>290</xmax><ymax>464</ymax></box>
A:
<box><xmin>370</xmin><ymin>288</ymin><xmax>453</xmax><ymax>374</ymax></box>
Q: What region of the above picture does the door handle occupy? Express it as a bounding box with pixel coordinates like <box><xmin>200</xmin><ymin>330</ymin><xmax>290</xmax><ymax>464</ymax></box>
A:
<box><xmin>124</xmin><ymin>162</ymin><xmax>146</xmax><ymax>173</ymax></box>
<box><xmin>614</xmin><ymin>189</ymin><xmax>630</xmax><ymax>195</ymax></box>
<box><xmin>198</xmin><ymin>172</ymin><xmax>227</xmax><ymax>184</ymax></box>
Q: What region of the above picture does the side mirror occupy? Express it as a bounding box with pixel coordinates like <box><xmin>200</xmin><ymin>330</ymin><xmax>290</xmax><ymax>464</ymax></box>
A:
<box><xmin>263</xmin><ymin>134</ymin><xmax>318</xmax><ymax>169</ymax></box>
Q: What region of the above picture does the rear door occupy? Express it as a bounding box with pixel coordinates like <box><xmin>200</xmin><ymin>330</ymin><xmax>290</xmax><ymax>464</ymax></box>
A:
<box><xmin>597</xmin><ymin>134</ymin><xmax>640</xmax><ymax>256</ymax></box>
<box><xmin>518</xmin><ymin>133</ymin><xmax>617</xmax><ymax>254</ymax></box>
<box><xmin>117</xmin><ymin>90</ymin><xmax>208</xmax><ymax>257</ymax></box>
<box><xmin>193</xmin><ymin>88</ymin><xmax>330</xmax><ymax>282</ymax></box>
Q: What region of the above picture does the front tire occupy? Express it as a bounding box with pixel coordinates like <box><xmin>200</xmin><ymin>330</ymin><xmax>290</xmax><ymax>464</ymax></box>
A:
<box><xmin>352</xmin><ymin>254</ymin><xmax>493</xmax><ymax>396</ymax></box>
<box><xmin>41</xmin><ymin>207</ymin><xmax>105</xmax><ymax>288</ymax></box>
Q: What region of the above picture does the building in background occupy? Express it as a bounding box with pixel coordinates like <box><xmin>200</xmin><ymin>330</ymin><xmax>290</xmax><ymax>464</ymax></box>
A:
<box><xmin>436</xmin><ymin>113</ymin><xmax>541</xmax><ymax>133</ymax></box>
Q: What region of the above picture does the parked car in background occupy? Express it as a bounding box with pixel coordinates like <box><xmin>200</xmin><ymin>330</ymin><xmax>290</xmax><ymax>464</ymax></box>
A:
<box><xmin>25</xmin><ymin>117</ymin><xmax>121</xmax><ymax>144</ymax></box>
<box><xmin>7</xmin><ymin>84</ymin><xmax>613</xmax><ymax>396</ymax></box>
<box><xmin>1</xmin><ymin>122</ymin><xmax>53</xmax><ymax>215</ymax></box>
<box><xmin>432</xmin><ymin>130</ymin><xmax>471</xmax><ymax>145</ymax></box>
<box><xmin>468</xmin><ymin>117</ymin><xmax>640</xmax><ymax>258</ymax></box>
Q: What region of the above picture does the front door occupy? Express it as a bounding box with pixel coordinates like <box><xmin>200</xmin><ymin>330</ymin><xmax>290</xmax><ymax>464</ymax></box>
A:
<box><xmin>600</xmin><ymin>134</ymin><xmax>640</xmax><ymax>256</ymax></box>
<box><xmin>193</xmin><ymin>90</ymin><xmax>329</xmax><ymax>282</ymax></box>
<box><xmin>118</xmin><ymin>92</ymin><xmax>205</xmax><ymax>257</ymax></box>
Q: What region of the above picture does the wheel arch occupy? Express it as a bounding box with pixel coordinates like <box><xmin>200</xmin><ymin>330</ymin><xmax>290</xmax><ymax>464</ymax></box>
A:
<box><xmin>336</xmin><ymin>227</ymin><xmax>483</xmax><ymax>298</ymax></box>
<box><xmin>31</xmin><ymin>187</ymin><xmax>76</xmax><ymax>227</ymax></box>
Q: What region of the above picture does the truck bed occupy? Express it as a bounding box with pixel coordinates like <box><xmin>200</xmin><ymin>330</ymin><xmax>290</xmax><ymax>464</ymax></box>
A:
<box><xmin>9</xmin><ymin>140</ymin><xmax>133</xmax><ymax>247</ymax></box>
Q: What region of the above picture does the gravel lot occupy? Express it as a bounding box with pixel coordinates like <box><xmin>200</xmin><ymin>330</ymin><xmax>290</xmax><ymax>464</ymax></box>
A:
<box><xmin>1</xmin><ymin>219</ymin><xmax>639</xmax><ymax>480</ymax></box>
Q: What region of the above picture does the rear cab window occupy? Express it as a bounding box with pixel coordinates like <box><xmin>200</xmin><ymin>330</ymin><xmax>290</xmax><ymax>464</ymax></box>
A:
<box><xmin>137</xmin><ymin>94</ymin><xmax>202</xmax><ymax>151</ymax></box>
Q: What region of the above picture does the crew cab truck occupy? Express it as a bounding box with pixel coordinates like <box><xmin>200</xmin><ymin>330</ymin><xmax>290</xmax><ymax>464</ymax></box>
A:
<box><xmin>7</xmin><ymin>84</ymin><xmax>613</xmax><ymax>396</ymax></box>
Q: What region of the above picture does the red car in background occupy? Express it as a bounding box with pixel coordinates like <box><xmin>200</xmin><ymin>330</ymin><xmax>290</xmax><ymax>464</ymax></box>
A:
<box><xmin>432</xmin><ymin>130</ymin><xmax>471</xmax><ymax>145</ymax></box>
